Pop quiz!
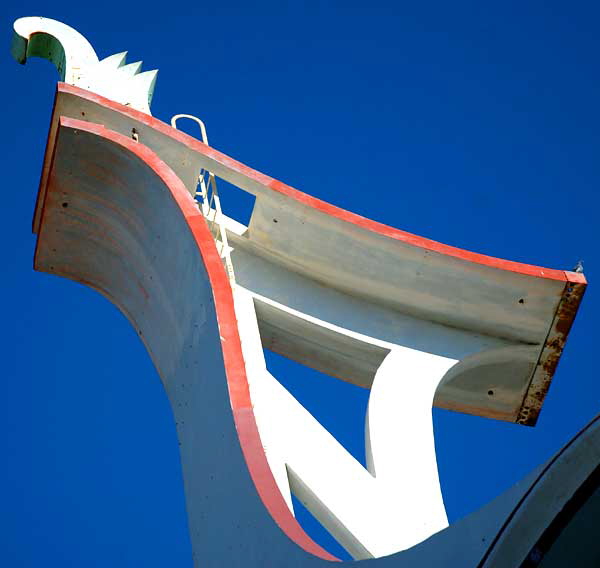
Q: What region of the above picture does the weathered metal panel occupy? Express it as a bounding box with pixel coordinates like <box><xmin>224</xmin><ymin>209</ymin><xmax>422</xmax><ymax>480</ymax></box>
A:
<box><xmin>517</xmin><ymin>276</ymin><xmax>587</xmax><ymax>426</ymax></box>
<box><xmin>34</xmin><ymin>83</ymin><xmax>586</xmax><ymax>426</ymax></box>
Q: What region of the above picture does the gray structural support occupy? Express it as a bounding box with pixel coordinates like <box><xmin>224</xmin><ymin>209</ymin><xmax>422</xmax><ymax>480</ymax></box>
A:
<box><xmin>12</xmin><ymin>17</ymin><xmax>594</xmax><ymax>567</ymax></box>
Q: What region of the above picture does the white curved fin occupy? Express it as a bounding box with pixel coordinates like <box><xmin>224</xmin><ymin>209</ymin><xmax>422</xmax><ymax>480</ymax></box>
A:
<box><xmin>12</xmin><ymin>17</ymin><xmax>158</xmax><ymax>115</ymax></box>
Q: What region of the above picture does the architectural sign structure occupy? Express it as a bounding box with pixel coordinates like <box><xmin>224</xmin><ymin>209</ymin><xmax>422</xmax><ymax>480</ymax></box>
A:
<box><xmin>12</xmin><ymin>16</ymin><xmax>597</xmax><ymax>567</ymax></box>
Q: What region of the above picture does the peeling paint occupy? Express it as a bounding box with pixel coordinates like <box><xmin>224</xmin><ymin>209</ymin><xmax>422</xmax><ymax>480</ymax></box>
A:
<box><xmin>517</xmin><ymin>278</ymin><xmax>587</xmax><ymax>426</ymax></box>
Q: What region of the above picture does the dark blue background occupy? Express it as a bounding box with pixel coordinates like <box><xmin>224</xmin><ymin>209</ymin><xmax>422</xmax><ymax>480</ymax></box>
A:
<box><xmin>2</xmin><ymin>2</ymin><xmax>599</xmax><ymax>565</ymax></box>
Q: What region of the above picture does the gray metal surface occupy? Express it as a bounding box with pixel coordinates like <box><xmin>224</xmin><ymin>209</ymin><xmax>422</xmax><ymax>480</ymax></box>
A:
<box><xmin>34</xmin><ymin>115</ymin><xmax>597</xmax><ymax>567</ymax></box>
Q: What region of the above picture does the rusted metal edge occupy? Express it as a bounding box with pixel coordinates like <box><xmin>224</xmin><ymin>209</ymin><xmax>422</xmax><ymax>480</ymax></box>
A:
<box><xmin>516</xmin><ymin>274</ymin><xmax>587</xmax><ymax>426</ymax></box>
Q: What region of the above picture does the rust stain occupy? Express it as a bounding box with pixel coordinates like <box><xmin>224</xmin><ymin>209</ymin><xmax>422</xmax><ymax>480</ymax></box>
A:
<box><xmin>137</xmin><ymin>280</ymin><xmax>150</xmax><ymax>301</ymax></box>
<box><xmin>516</xmin><ymin>280</ymin><xmax>587</xmax><ymax>426</ymax></box>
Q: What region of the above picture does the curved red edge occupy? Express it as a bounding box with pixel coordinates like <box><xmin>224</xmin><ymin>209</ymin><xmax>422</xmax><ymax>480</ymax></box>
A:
<box><xmin>56</xmin><ymin>83</ymin><xmax>585</xmax><ymax>286</ymax></box>
<box><xmin>55</xmin><ymin>116</ymin><xmax>339</xmax><ymax>562</ymax></box>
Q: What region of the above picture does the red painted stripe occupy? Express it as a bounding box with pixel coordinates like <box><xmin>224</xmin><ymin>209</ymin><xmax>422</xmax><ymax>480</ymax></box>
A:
<box><xmin>56</xmin><ymin>83</ymin><xmax>585</xmax><ymax>286</ymax></box>
<box><xmin>57</xmin><ymin>116</ymin><xmax>339</xmax><ymax>561</ymax></box>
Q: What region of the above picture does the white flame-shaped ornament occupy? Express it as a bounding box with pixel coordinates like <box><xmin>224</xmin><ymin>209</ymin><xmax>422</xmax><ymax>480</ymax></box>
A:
<box><xmin>11</xmin><ymin>17</ymin><xmax>158</xmax><ymax>115</ymax></box>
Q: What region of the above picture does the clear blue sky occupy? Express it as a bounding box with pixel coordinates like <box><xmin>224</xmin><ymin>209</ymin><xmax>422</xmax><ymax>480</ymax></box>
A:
<box><xmin>2</xmin><ymin>2</ymin><xmax>599</xmax><ymax>565</ymax></box>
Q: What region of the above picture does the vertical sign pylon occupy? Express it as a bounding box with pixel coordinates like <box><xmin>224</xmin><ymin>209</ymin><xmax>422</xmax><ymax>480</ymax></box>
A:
<box><xmin>12</xmin><ymin>16</ymin><xmax>589</xmax><ymax>567</ymax></box>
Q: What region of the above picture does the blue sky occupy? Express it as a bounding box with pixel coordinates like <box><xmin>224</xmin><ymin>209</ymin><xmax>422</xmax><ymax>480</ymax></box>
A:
<box><xmin>2</xmin><ymin>2</ymin><xmax>600</xmax><ymax>565</ymax></box>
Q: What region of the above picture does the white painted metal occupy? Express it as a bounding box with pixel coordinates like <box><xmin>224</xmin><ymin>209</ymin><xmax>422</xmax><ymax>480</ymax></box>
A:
<box><xmin>12</xmin><ymin>18</ymin><xmax>588</xmax><ymax>565</ymax></box>
<box><xmin>171</xmin><ymin>114</ymin><xmax>210</xmax><ymax>144</ymax></box>
<box><xmin>236</xmin><ymin>286</ymin><xmax>454</xmax><ymax>557</ymax></box>
<box><xmin>12</xmin><ymin>17</ymin><xmax>158</xmax><ymax>114</ymax></box>
<box><xmin>170</xmin><ymin>113</ymin><xmax>235</xmax><ymax>282</ymax></box>
<box><xmin>31</xmin><ymin>82</ymin><xmax>579</xmax><ymax>559</ymax></box>
<box><xmin>185</xmin><ymin>153</ymin><xmax>567</xmax><ymax>557</ymax></box>
<box><xmin>24</xmin><ymin>116</ymin><xmax>528</xmax><ymax>567</ymax></box>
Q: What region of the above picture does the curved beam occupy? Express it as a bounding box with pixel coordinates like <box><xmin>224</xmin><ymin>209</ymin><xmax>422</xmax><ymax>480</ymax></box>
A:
<box><xmin>15</xmin><ymin>32</ymin><xmax>593</xmax><ymax>567</ymax></box>
<box><xmin>37</xmin><ymin>115</ymin><xmax>337</xmax><ymax>564</ymax></box>
<box><xmin>42</xmin><ymin>83</ymin><xmax>586</xmax><ymax>426</ymax></box>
